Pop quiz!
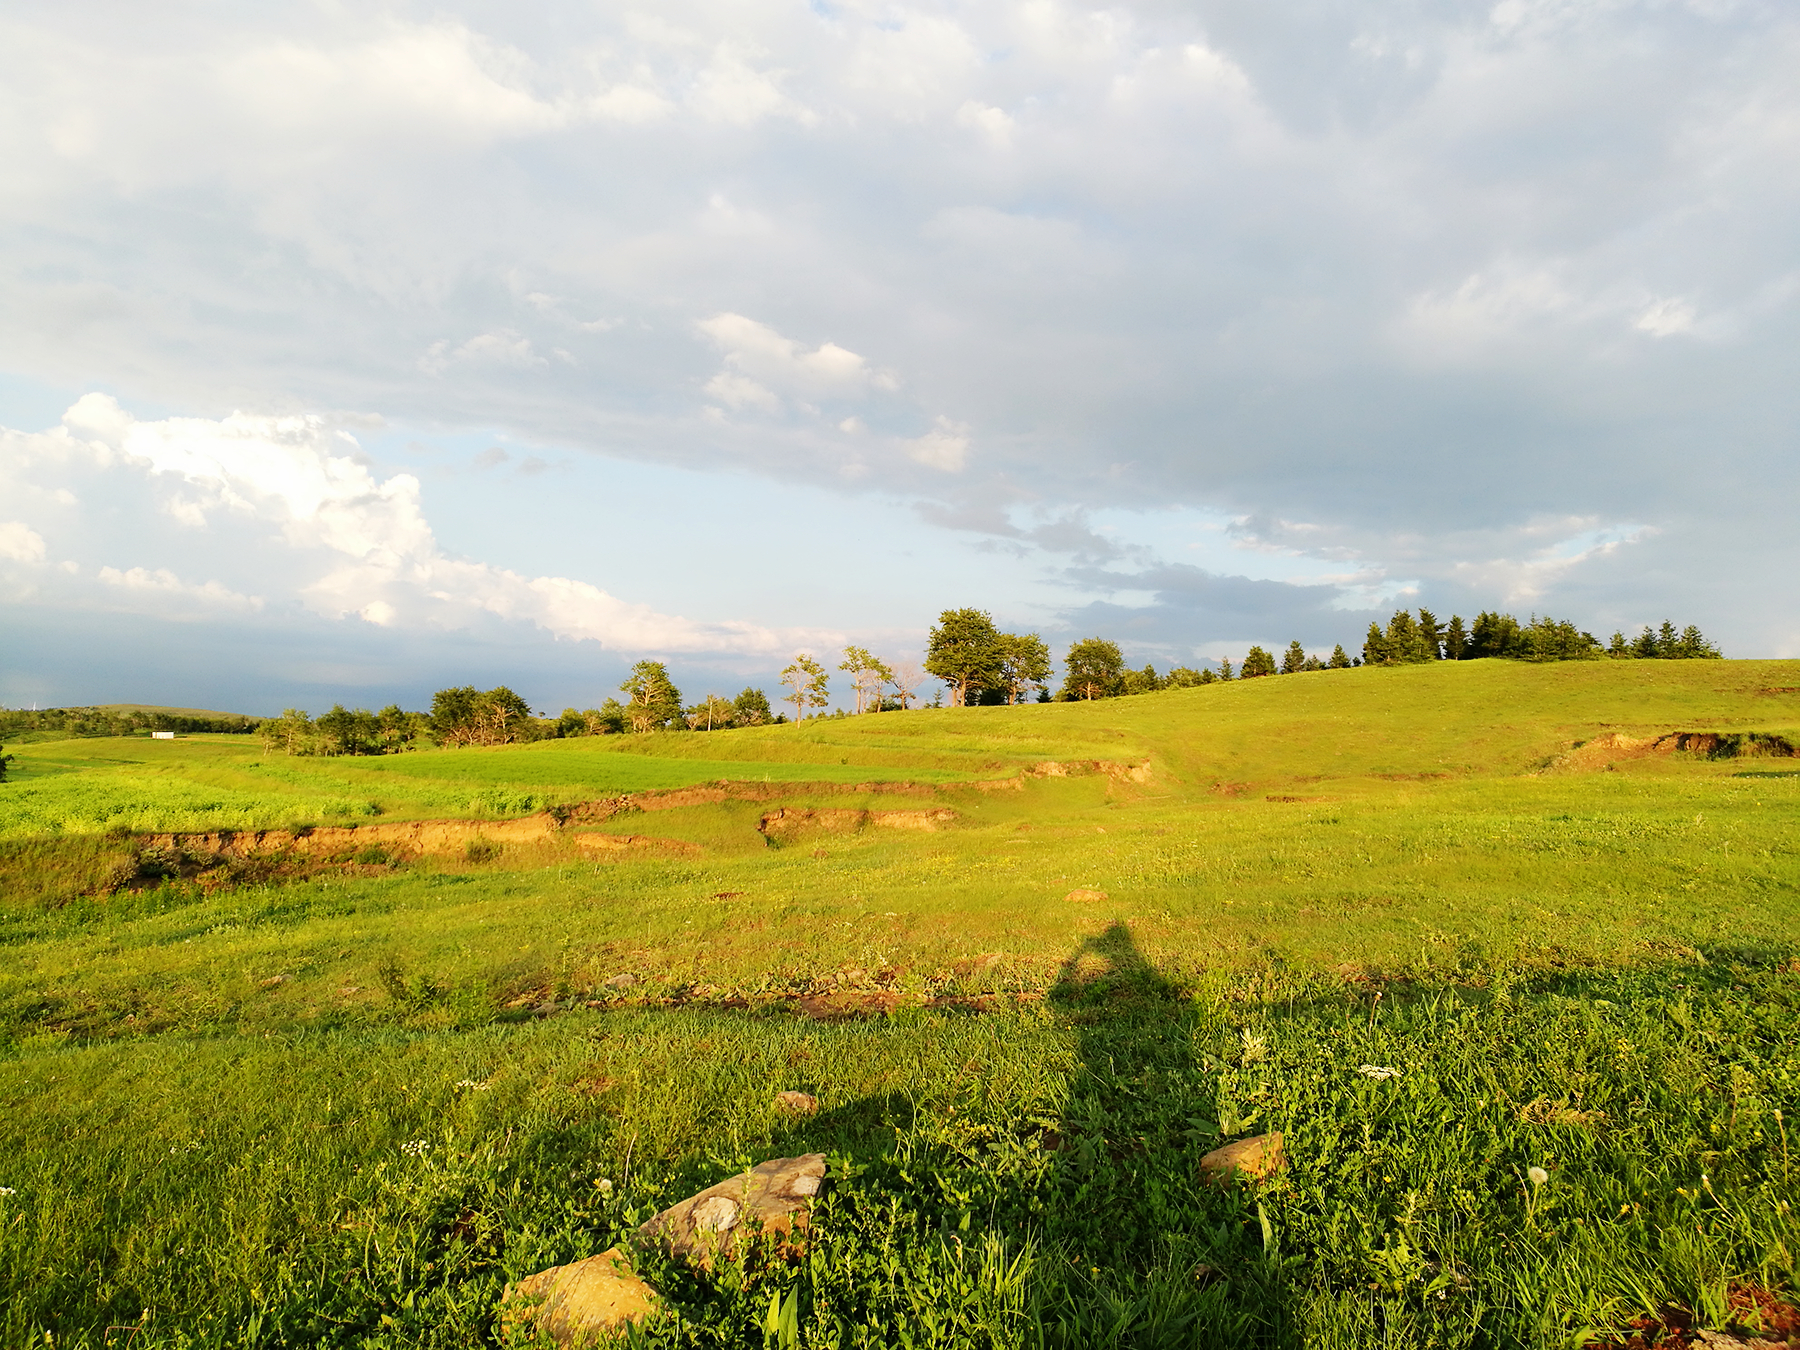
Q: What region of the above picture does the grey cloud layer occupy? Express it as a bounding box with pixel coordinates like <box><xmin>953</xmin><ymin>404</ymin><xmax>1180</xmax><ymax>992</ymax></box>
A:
<box><xmin>1</xmin><ymin>0</ymin><xmax>1795</xmax><ymax>660</ymax></box>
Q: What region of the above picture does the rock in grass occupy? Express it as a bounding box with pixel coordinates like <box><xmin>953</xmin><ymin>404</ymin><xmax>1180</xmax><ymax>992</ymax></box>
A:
<box><xmin>1198</xmin><ymin>1132</ymin><xmax>1285</xmax><ymax>1184</ymax></box>
<box><xmin>503</xmin><ymin>1246</ymin><xmax>658</xmax><ymax>1346</ymax></box>
<box><xmin>773</xmin><ymin>1090</ymin><xmax>818</xmax><ymax>1116</ymax></box>
<box><xmin>1065</xmin><ymin>888</ymin><xmax>1108</xmax><ymax>904</ymax></box>
<box><xmin>638</xmin><ymin>1154</ymin><xmax>827</xmax><ymax>1267</ymax></box>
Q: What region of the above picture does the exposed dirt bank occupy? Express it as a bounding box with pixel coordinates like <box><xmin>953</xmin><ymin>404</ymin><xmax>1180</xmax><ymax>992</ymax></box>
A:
<box><xmin>1546</xmin><ymin>730</ymin><xmax>1797</xmax><ymax>772</ymax></box>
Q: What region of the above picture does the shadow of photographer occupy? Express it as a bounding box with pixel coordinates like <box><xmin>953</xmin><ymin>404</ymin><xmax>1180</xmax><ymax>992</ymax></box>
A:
<box><xmin>706</xmin><ymin>920</ymin><xmax>1281</xmax><ymax>1347</ymax></box>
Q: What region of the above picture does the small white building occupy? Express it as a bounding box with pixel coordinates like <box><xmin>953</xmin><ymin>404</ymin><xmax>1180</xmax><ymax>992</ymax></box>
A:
<box><xmin>151</xmin><ymin>731</ymin><xmax>175</xmax><ymax>740</ymax></box>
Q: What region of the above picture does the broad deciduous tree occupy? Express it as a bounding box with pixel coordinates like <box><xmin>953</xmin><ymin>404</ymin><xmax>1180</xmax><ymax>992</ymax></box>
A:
<box><xmin>925</xmin><ymin>609</ymin><xmax>1003</xmax><ymax>706</ymax></box>
<box><xmin>1060</xmin><ymin>638</ymin><xmax>1125</xmax><ymax>700</ymax></box>
<box><xmin>430</xmin><ymin>686</ymin><xmax>534</xmax><ymax>746</ymax></box>
<box><xmin>620</xmin><ymin>663</ymin><xmax>682</xmax><ymax>733</ymax></box>
<box><xmin>733</xmin><ymin>687</ymin><xmax>773</xmax><ymax>725</ymax></box>
<box><xmin>996</xmin><ymin>633</ymin><xmax>1053</xmax><ymax>704</ymax></box>
<box><xmin>839</xmin><ymin>646</ymin><xmax>895</xmax><ymax>714</ymax></box>
<box><xmin>780</xmin><ymin>653</ymin><xmax>831</xmax><ymax>721</ymax></box>
<box><xmin>888</xmin><ymin>660</ymin><xmax>925</xmax><ymax>710</ymax></box>
<box><xmin>685</xmin><ymin>693</ymin><xmax>736</xmax><ymax>731</ymax></box>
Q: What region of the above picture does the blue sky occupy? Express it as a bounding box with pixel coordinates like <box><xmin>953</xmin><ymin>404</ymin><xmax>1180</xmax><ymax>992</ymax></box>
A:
<box><xmin>2</xmin><ymin>0</ymin><xmax>1796</xmax><ymax>715</ymax></box>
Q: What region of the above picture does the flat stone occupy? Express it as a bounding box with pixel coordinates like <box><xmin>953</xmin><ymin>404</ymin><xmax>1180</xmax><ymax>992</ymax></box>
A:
<box><xmin>503</xmin><ymin>1246</ymin><xmax>658</xmax><ymax>1347</ymax></box>
<box><xmin>691</xmin><ymin>1195</ymin><xmax>741</xmax><ymax>1231</ymax></box>
<box><xmin>1198</xmin><ymin>1132</ymin><xmax>1286</xmax><ymax>1184</ymax></box>
<box><xmin>603</xmin><ymin>973</ymin><xmax>637</xmax><ymax>990</ymax></box>
<box><xmin>773</xmin><ymin>1090</ymin><xmax>818</xmax><ymax>1116</ymax></box>
<box><xmin>638</xmin><ymin>1154</ymin><xmax>827</xmax><ymax>1267</ymax></box>
<box><xmin>1065</xmin><ymin>888</ymin><xmax>1108</xmax><ymax>903</ymax></box>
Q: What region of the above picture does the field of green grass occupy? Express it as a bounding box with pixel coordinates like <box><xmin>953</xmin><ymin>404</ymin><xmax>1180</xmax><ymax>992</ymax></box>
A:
<box><xmin>0</xmin><ymin>732</ymin><xmax>990</xmax><ymax>841</ymax></box>
<box><xmin>2</xmin><ymin>660</ymin><xmax>1798</xmax><ymax>1348</ymax></box>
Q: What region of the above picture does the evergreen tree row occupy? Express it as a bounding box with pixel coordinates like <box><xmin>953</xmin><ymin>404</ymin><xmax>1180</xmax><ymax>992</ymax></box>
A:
<box><xmin>1361</xmin><ymin>610</ymin><xmax>1720</xmax><ymax>666</ymax></box>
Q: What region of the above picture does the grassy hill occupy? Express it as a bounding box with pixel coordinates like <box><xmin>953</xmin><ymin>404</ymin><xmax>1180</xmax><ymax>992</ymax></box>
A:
<box><xmin>1</xmin><ymin>660</ymin><xmax>1797</xmax><ymax>1348</ymax></box>
<box><xmin>5</xmin><ymin>658</ymin><xmax>1795</xmax><ymax>839</ymax></box>
<box><xmin>93</xmin><ymin>702</ymin><xmax>263</xmax><ymax>719</ymax></box>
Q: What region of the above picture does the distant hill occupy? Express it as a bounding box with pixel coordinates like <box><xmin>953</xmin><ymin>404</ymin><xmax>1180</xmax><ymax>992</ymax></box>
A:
<box><xmin>94</xmin><ymin>703</ymin><xmax>262</xmax><ymax>720</ymax></box>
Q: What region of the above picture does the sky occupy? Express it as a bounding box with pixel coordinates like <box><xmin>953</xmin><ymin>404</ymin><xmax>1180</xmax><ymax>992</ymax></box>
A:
<box><xmin>2</xmin><ymin>0</ymin><xmax>1796</xmax><ymax>716</ymax></box>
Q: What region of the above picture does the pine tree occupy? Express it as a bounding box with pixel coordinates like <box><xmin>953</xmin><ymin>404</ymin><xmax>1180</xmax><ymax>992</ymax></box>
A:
<box><xmin>1443</xmin><ymin>615</ymin><xmax>1469</xmax><ymax>660</ymax></box>
<box><xmin>1241</xmin><ymin>645</ymin><xmax>1277</xmax><ymax>678</ymax></box>
<box><xmin>1362</xmin><ymin>622</ymin><xmax>1389</xmax><ymax>667</ymax></box>
<box><xmin>1469</xmin><ymin>611</ymin><xmax>1523</xmax><ymax>659</ymax></box>
<box><xmin>1280</xmin><ymin>640</ymin><xmax>1307</xmax><ymax>674</ymax></box>
<box><xmin>1329</xmin><ymin>644</ymin><xmax>1352</xmax><ymax>669</ymax></box>
<box><xmin>1384</xmin><ymin>610</ymin><xmax>1431</xmax><ymax>664</ymax></box>
<box><xmin>1677</xmin><ymin>625</ymin><xmax>1722</xmax><ymax>659</ymax></box>
<box><xmin>1517</xmin><ymin>616</ymin><xmax>1600</xmax><ymax>661</ymax></box>
<box><xmin>1417</xmin><ymin>609</ymin><xmax>1445</xmax><ymax>660</ymax></box>
<box><xmin>1217</xmin><ymin>658</ymin><xmax>1234</xmax><ymax>681</ymax></box>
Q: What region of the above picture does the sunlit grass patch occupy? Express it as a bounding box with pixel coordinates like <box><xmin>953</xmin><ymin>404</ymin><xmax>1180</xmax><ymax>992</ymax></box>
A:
<box><xmin>2</xmin><ymin>659</ymin><xmax>1798</xmax><ymax>1346</ymax></box>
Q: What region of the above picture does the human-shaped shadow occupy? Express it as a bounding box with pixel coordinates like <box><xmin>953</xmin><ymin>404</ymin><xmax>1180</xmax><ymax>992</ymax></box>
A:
<box><xmin>734</xmin><ymin>923</ymin><xmax>1262</xmax><ymax>1345</ymax></box>
<box><xmin>1036</xmin><ymin>922</ymin><xmax>1259</xmax><ymax>1341</ymax></box>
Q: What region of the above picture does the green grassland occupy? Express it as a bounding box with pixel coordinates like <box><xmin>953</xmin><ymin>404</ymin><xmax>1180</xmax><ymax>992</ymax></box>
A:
<box><xmin>3</xmin><ymin>660</ymin><xmax>1799</xmax><ymax>1348</ymax></box>
<box><xmin>0</xmin><ymin>735</ymin><xmax>982</xmax><ymax>841</ymax></box>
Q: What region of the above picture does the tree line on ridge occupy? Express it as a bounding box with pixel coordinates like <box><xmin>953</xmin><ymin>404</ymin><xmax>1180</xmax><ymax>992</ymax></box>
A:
<box><xmin>0</xmin><ymin>605</ymin><xmax>1726</xmax><ymax>758</ymax></box>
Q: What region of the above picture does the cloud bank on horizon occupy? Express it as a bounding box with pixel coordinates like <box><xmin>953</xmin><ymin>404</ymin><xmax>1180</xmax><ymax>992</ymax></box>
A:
<box><xmin>2</xmin><ymin>0</ymin><xmax>1797</xmax><ymax>707</ymax></box>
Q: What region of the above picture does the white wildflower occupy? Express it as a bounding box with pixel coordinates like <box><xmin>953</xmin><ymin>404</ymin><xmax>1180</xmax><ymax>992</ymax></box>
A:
<box><xmin>401</xmin><ymin>1139</ymin><xmax>430</xmax><ymax>1158</ymax></box>
<box><xmin>1527</xmin><ymin>1166</ymin><xmax>1549</xmax><ymax>1186</ymax></box>
<box><xmin>1358</xmin><ymin>1065</ymin><xmax>1400</xmax><ymax>1079</ymax></box>
<box><xmin>0</xmin><ymin>1186</ymin><xmax>15</xmax><ymax>1197</ymax></box>
<box><xmin>597</xmin><ymin>1178</ymin><xmax>613</xmax><ymax>1195</ymax></box>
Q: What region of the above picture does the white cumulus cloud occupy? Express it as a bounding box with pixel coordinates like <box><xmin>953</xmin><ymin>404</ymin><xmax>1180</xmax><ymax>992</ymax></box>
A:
<box><xmin>696</xmin><ymin>313</ymin><xmax>878</xmax><ymax>399</ymax></box>
<box><xmin>41</xmin><ymin>395</ymin><xmax>824</xmax><ymax>654</ymax></box>
<box><xmin>0</xmin><ymin>521</ymin><xmax>47</xmax><ymax>563</ymax></box>
<box><xmin>96</xmin><ymin>565</ymin><xmax>263</xmax><ymax>611</ymax></box>
<box><xmin>904</xmin><ymin>417</ymin><xmax>970</xmax><ymax>473</ymax></box>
